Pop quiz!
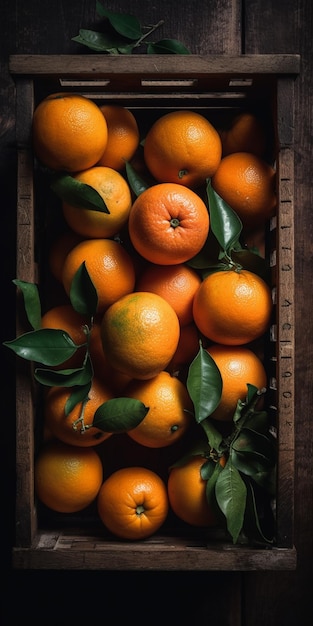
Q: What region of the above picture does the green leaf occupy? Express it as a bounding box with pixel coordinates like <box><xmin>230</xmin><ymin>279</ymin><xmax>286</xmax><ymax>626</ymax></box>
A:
<box><xmin>96</xmin><ymin>6</ymin><xmax>142</xmax><ymax>40</ymax></box>
<box><xmin>125</xmin><ymin>161</ymin><xmax>150</xmax><ymax>197</ymax></box>
<box><xmin>13</xmin><ymin>279</ymin><xmax>41</xmax><ymax>330</ymax></box>
<box><xmin>215</xmin><ymin>460</ymin><xmax>247</xmax><ymax>543</ymax></box>
<box><xmin>34</xmin><ymin>357</ymin><xmax>93</xmax><ymax>388</ymax></box>
<box><xmin>93</xmin><ymin>397</ymin><xmax>148</xmax><ymax>433</ymax></box>
<box><xmin>207</xmin><ymin>179</ymin><xmax>243</xmax><ymax>254</ymax></box>
<box><xmin>69</xmin><ymin>262</ymin><xmax>98</xmax><ymax>317</ymax></box>
<box><xmin>232</xmin><ymin>248</ymin><xmax>270</xmax><ymax>282</ymax></box>
<box><xmin>3</xmin><ymin>329</ymin><xmax>82</xmax><ymax>366</ymax></box>
<box><xmin>65</xmin><ymin>382</ymin><xmax>92</xmax><ymax>415</ymax></box>
<box><xmin>200</xmin><ymin>418</ymin><xmax>223</xmax><ymax>452</ymax></box>
<box><xmin>147</xmin><ymin>39</ymin><xmax>191</xmax><ymax>54</ymax></box>
<box><xmin>231</xmin><ymin>428</ymin><xmax>276</xmax><ymax>476</ymax></box>
<box><xmin>244</xmin><ymin>478</ymin><xmax>274</xmax><ymax>544</ymax></box>
<box><xmin>51</xmin><ymin>174</ymin><xmax>109</xmax><ymax>213</ymax></box>
<box><xmin>186</xmin><ymin>343</ymin><xmax>222</xmax><ymax>423</ymax></box>
<box><xmin>205</xmin><ymin>460</ymin><xmax>224</xmax><ymax>505</ymax></box>
<box><xmin>72</xmin><ymin>29</ymin><xmax>135</xmax><ymax>54</ymax></box>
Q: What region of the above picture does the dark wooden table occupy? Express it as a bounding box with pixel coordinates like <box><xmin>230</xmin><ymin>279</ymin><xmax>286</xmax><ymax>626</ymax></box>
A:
<box><xmin>1</xmin><ymin>1</ymin><xmax>312</xmax><ymax>624</ymax></box>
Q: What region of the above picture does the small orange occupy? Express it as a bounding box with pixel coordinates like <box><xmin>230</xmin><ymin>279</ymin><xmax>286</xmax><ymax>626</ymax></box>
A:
<box><xmin>144</xmin><ymin>110</ymin><xmax>222</xmax><ymax>188</ymax></box>
<box><xmin>167</xmin><ymin>455</ymin><xmax>217</xmax><ymax>527</ymax></box>
<box><xmin>97</xmin><ymin>466</ymin><xmax>169</xmax><ymax>540</ymax></box>
<box><xmin>192</xmin><ymin>268</ymin><xmax>272</xmax><ymax>345</ymax></box>
<box><xmin>220</xmin><ymin>112</ymin><xmax>267</xmax><ymax>157</ymax></box>
<box><xmin>135</xmin><ymin>262</ymin><xmax>202</xmax><ymax>327</ymax></box>
<box><xmin>100</xmin><ymin>291</ymin><xmax>180</xmax><ymax>380</ymax></box>
<box><xmin>62</xmin><ymin>238</ymin><xmax>136</xmax><ymax>314</ymax></box>
<box><xmin>206</xmin><ymin>344</ymin><xmax>267</xmax><ymax>421</ymax></box>
<box><xmin>48</xmin><ymin>230</ymin><xmax>83</xmax><ymax>283</ymax></box>
<box><xmin>125</xmin><ymin>371</ymin><xmax>193</xmax><ymax>448</ymax></box>
<box><xmin>97</xmin><ymin>104</ymin><xmax>140</xmax><ymax>171</ymax></box>
<box><xmin>41</xmin><ymin>303</ymin><xmax>89</xmax><ymax>369</ymax></box>
<box><xmin>128</xmin><ymin>183</ymin><xmax>210</xmax><ymax>265</ymax></box>
<box><xmin>167</xmin><ymin>322</ymin><xmax>200</xmax><ymax>375</ymax></box>
<box><xmin>32</xmin><ymin>92</ymin><xmax>108</xmax><ymax>172</ymax></box>
<box><xmin>62</xmin><ymin>166</ymin><xmax>132</xmax><ymax>239</ymax></box>
<box><xmin>211</xmin><ymin>152</ymin><xmax>276</xmax><ymax>230</ymax></box>
<box><xmin>34</xmin><ymin>440</ymin><xmax>103</xmax><ymax>513</ymax></box>
<box><xmin>44</xmin><ymin>376</ymin><xmax>114</xmax><ymax>446</ymax></box>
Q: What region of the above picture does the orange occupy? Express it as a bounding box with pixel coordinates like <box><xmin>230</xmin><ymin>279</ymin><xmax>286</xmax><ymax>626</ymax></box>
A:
<box><xmin>62</xmin><ymin>238</ymin><xmax>136</xmax><ymax>314</ymax></box>
<box><xmin>211</xmin><ymin>152</ymin><xmax>276</xmax><ymax>230</ymax></box>
<box><xmin>143</xmin><ymin>110</ymin><xmax>222</xmax><ymax>188</ymax></box>
<box><xmin>89</xmin><ymin>319</ymin><xmax>133</xmax><ymax>393</ymax></box>
<box><xmin>32</xmin><ymin>92</ymin><xmax>108</xmax><ymax>172</ymax></box>
<box><xmin>34</xmin><ymin>440</ymin><xmax>103</xmax><ymax>513</ymax></box>
<box><xmin>128</xmin><ymin>183</ymin><xmax>210</xmax><ymax>265</ymax></box>
<box><xmin>97</xmin><ymin>105</ymin><xmax>140</xmax><ymax>171</ymax></box>
<box><xmin>220</xmin><ymin>112</ymin><xmax>267</xmax><ymax>157</ymax></box>
<box><xmin>125</xmin><ymin>371</ymin><xmax>193</xmax><ymax>448</ymax></box>
<box><xmin>97</xmin><ymin>466</ymin><xmax>169</xmax><ymax>540</ymax></box>
<box><xmin>135</xmin><ymin>262</ymin><xmax>202</xmax><ymax>327</ymax></box>
<box><xmin>41</xmin><ymin>303</ymin><xmax>89</xmax><ymax>368</ymax></box>
<box><xmin>44</xmin><ymin>376</ymin><xmax>114</xmax><ymax>446</ymax></box>
<box><xmin>206</xmin><ymin>344</ymin><xmax>267</xmax><ymax>421</ymax></box>
<box><xmin>100</xmin><ymin>291</ymin><xmax>180</xmax><ymax>380</ymax></box>
<box><xmin>62</xmin><ymin>166</ymin><xmax>132</xmax><ymax>239</ymax></box>
<box><xmin>167</xmin><ymin>322</ymin><xmax>200</xmax><ymax>375</ymax></box>
<box><xmin>192</xmin><ymin>268</ymin><xmax>272</xmax><ymax>345</ymax></box>
<box><xmin>49</xmin><ymin>230</ymin><xmax>83</xmax><ymax>283</ymax></box>
<box><xmin>167</xmin><ymin>455</ymin><xmax>217</xmax><ymax>527</ymax></box>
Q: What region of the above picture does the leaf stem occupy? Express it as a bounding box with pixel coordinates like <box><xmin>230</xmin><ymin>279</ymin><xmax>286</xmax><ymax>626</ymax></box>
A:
<box><xmin>133</xmin><ymin>19</ymin><xmax>164</xmax><ymax>48</ymax></box>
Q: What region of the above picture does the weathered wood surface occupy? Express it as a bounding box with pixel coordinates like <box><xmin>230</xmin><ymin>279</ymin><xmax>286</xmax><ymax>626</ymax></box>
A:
<box><xmin>1</xmin><ymin>0</ymin><xmax>312</xmax><ymax>624</ymax></box>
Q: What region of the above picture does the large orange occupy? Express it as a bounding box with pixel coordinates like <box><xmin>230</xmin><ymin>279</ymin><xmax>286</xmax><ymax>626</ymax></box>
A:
<box><xmin>34</xmin><ymin>440</ymin><xmax>103</xmax><ymax>513</ymax></box>
<box><xmin>62</xmin><ymin>166</ymin><xmax>132</xmax><ymax>239</ymax></box>
<box><xmin>125</xmin><ymin>371</ymin><xmax>193</xmax><ymax>448</ymax></box>
<box><xmin>44</xmin><ymin>376</ymin><xmax>114</xmax><ymax>446</ymax></box>
<box><xmin>192</xmin><ymin>268</ymin><xmax>272</xmax><ymax>345</ymax></box>
<box><xmin>211</xmin><ymin>152</ymin><xmax>276</xmax><ymax>230</ymax></box>
<box><xmin>167</xmin><ymin>455</ymin><xmax>217</xmax><ymax>527</ymax></box>
<box><xmin>97</xmin><ymin>466</ymin><xmax>169</xmax><ymax>540</ymax></box>
<box><xmin>206</xmin><ymin>344</ymin><xmax>267</xmax><ymax>421</ymax></box>
<box><xmin>143</xmin><ymin>110</ymin><xmax>222</xmax><ymax>188</ymax></box>
<box><xmin>100</xmin><ymin>291</ymin><xmax>180</xmax><ymax>380</ymax></box>
<box><xmin>41</xmin><ymin>303</ymin><xmax>89</xmax><ymax>369</ymax></box>
<box><xmin>97</xmin><ymin>104</ymin><xmax>140</xmax><ymax>171</ymax></box>
<box><xmin>128</xmin><ymin>183</ymin><xmax>210</xmax><ymax>265</ymax></box>
<box><xmin>135</xmin><ymin>262</ymin><xmax>201</xmax><ymax>327</ymax></box>
<box><xmin>32</xmin><ymin>93</ymin><xmax>108</xmax><ymax>172</ymax></box>
<box><xmin>62</xmin><ymin>238</ymin><xmax>136</xmax><ymax>314</ymax></box>
<box><xmin>220</xmin><ymin>112</ymin><xmax>267</xmax><ymax>158</ymax></box>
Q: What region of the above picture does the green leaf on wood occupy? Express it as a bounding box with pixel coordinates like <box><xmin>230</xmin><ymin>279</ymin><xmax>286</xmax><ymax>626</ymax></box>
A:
<box><xmin>96</xmin><ymin>5</ymin><xmax>143</xmax><ymax>40</ymax></box>
<box><xmin>147</xmin><ymin>39</ymin><xmax>191</xmax><ymax>54</ymax></box>
<box><xmin>13</xmin><ymin>279</ymin><xmax>42</xmax><ymax>330</ymax></box>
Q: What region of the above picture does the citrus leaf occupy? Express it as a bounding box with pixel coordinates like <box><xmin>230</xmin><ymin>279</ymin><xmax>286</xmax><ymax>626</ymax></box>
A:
<box><xmin>205</xmin><ymin>460</ymin><xmax>224</xmax><ymax>505</ymax></box>
<box><xmin>51</xmin><ymin>173</ymin><xmax>109</xmax><ymax>213</ymax></box>
<box><xmin>125</xmin><ymin>161</ymin><xmax>150</xmax><ymax>196</ymax></box>
<box><xmin>200</xmin><ymin>418</ymin><xmax>223</xmax><ymax>452</ymax></box>
<box><xmin>147</xmin><ymin>39</ymin><xmax>191</xmax><ymax>54</ymax></box>
<box><xmin>13</xmin><ymin>279</ymin><xmax>42</xmax><ymax>330</ymax></box>
<box><xmin>232</xmin><ymin>248</ymin><xmax>270</xmax><ymax>282</ymax></box>
<box><xmin>69</xmin><ymin>262</ymin><xmax>98</xmax><ymax>317</ymax></box>
<box><xmin>65</xmin><ymin>382</ymin><xmax>92</xmax><ymax>416</ymax></box>
<box><xmin>186</xmin><ymin>343</ymin><xmax>222</xmax><ymax>423</ymax></box>
<box><xmin>93</xmin><ymin>397</ymin><xmax>148</xmax><ymax>433</ymax></box>
<box><xmin>200</xmin><ymin>458</ymin><xmax>215</xmax><ymax>481</ymax></box>
<box><xmin>206</xmin><ymin>179</ymin><xmax>243</xmax><ymax>254</ymax></box>
<box><xmin>215</xmin><ymin>460</ymin><xmax>247</xmax><ymax>543</ymax></box>
<box><xmin>3</xmin><ymin>329</ymin><xmax>82</xmax><ymax>366</ymax></box>
<box><xmin>96</xmin><ymin>6</ymin><xmax>142</xmax><ymax>40</ymax></box>
<box><xmin>72</xmin><ymin>29</ymin><xmax>133</xmax><ymax>54</ymax></box>
<box><xmin>231</xmin><ymin>428</ymin><xmax>276</xmax><ymax>475</ymax></box>
<box><xmin>34</xmin><ymin>361</ymin><xmax>93</xmax><ymax>387</ymax></box>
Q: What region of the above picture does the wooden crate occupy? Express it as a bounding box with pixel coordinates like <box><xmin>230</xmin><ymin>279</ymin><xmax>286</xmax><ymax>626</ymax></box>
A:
<box><xmin>9</xmin><ymin>54</ymin><xmax>299</xmax><ymax>571</ymax></box>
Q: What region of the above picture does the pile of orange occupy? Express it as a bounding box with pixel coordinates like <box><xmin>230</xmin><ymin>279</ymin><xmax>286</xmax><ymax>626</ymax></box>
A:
<box><xmin>30</xmin><ymin>95</ymin><xmax>275</xmax><ymax>539</ymax></box>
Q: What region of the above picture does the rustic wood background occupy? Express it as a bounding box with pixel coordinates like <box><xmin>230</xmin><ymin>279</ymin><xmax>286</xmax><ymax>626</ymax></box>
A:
<box><xmin>1</xmin><ymin>0</ymin><xmax>312</xmax><ymax>624</ymax></box>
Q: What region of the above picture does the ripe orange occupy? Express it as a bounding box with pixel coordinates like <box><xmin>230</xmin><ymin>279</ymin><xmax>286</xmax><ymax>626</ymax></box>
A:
<box><xmin>100</xmin><ymin>291</ymin><xmax>180</xmax><ymax>380</ymax></box>
<box><xmin>97</xmin><ymin>466</ymin><xmax>169</xmax><ymax>540</ymax></box>
<box><xmin>220</xmin><ymin>112</ymin><xmax>267</xmax><ymax>157</ymax></box>
<box><xmin>44</xmin><ymin>376</ymin><xmax>114</xmax><ymax>446</ymax></box>
<box><xmin>48</xmin><ymin>230</ymin><xmax>83</xmax><ymax>283</ymax></box>
<box><xmin>62</xmin><ymin>238</ymin><xmax>136</xmax><ymax>314</ymax></box>
<box><xmin>62</xmin><ymin>166</ymin><xmax>132</xmax><ymax>239</ymax></box>
<box><xmin>125</xmin><ymin>371</ymin><xmax>193</xmax><ymax>448</ymax></box>
<box><xmin>167</xmin><ymin>322</ymin><xmax>200</xmax><ymax>375</ymax></box>
<box><xmin>135</xmin><ymin>262</ymin><xmax>202</xmax><ymax>327</ymax></box>
<box><xmin>167</xmin><ymin>455</ymin><xmax>217</xmax><ymax>527</ymax></box>
<box><xmin>34</xmin><ymin>440</ymin><xmax>103</xmax><ymax>513</ymax></box>
<box><xmin>88</xmin><ymin>319</ymin><xmax>133</xmax><ymax>393</ymax></box>
<box><xmin>32</xmin><ymin>93</ymin><xmax>108</xmax><ymax>172</ymax></box>
<box><xmin>41</xmin><ymin>303</ymin><xmax>89</xmax><ymax>368</ymax></box>
<box><xmin>192</xmin><ymin>268</ymin><xmax>272</xmax><ymax>345</ymax></box>
<box><xmin>206</xmin><ymin>344</ymin><xmax>267</xmax><ymax>421</ymax></box>
<box><xmin>97</xmin><ymin>104</ymin><xmax>140</xmax><ymax>171</ymax></box>
<box><xmin>211</xmin><ymin>152</ymin><xmax>276</xmax><ymax>230</ymax></box>
<box><xmin>143</xmin><ymin>110</ymin><xmax>222</xmax><ymax>188</ymax></box>
<box><xmin>128</xmin><ymin>183</ymin><xmax>210</xmax><ymax>265</ymax></box>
